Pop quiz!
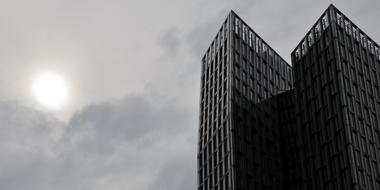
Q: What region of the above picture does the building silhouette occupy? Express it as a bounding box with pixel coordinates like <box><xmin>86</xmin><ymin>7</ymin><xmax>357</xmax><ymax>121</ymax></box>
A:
<box><xmin>198</xmin><ymin>4</ymin><xmax>380</xmax><ymax>190</ymax></box>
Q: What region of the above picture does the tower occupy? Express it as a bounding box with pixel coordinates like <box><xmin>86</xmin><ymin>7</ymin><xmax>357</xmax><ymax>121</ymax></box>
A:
<box><xmin>292</xmin><ymin>4</ymin><xmax>380</xmax><ymax>190</ymax></box>
<box><xmin>198</xmin><ymin>11</ymin><xmax>294</xmax><ymax>190</ymax></box>
<box><xmin>198</xmin><ymin>4</ymin><xmax>380</xmax><ymax>190</ymax></box>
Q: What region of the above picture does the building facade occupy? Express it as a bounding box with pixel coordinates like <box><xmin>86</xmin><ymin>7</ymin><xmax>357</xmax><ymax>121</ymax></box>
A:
<box><xmin>198</xmin><ymin>11</ymin><xmax>293</xmax><ymax>190</ymax></box>
<box><xmin>292</xmin><ymin>5</ymin><xmax>380</xmax><ymax>190</ymax></box>
<box><xmin>198</xmin><ymin>4</ymin><xmax>380</xmax><ymax>190</ymax></box>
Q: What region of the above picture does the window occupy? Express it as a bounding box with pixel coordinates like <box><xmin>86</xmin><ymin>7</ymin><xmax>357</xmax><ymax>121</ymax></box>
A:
<box><xmin>235</xmin><ymin>37</ymin><xmax>239</xmax><ymax>51</ymax></box>
<box><xmin>235</xmin><ymin>77</ymin><xmax>240</xmax><ymax>88</ymax></box>
<box><xmin>243</xmin><ymin>84</ymin><xmax>247</xmax><ymax>96</ymax></box>
<box><xmin>249</xmin><ymin>31</ymin><xmax>253</xmax><ymax>47</ymax></box>
<box><xmin>235</xmin><ymin>52</ymin><xmax>239</xmax><ymax>62</ymax></box>
<box><xmin>235</xmin><ymin>65</ymin><xmax>239</xmax><ymax>75</ymax></box>
<box><xmin>269</xmin><ymin>68</ymin><xmax>273</xmax><ymax>79</ymax></box>
<box><xmin>235</xmin><ymin>18</ymin><xmax>239</xmax><ymax>33</ymax></box>
<box><xmin>256</xmin><ymin>83</ymin><xmax>261</xmax><ymax>94</ymax></box>
<box><xmin>249</xmin><ymin>77</ymin><xmax>254</xmax><ymax>87</ymax></box>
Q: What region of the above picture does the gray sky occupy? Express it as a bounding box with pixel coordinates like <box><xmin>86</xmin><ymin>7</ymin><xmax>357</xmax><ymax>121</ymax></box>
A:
<box><xmin>0</xmin><ymin>0</ymin><xmax>379</xmax><ymax>189</ymax></box>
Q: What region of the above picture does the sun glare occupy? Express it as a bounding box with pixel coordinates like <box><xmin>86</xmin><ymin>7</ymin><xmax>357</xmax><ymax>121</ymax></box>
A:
<box><xmin>32</xmin><ymin>73</ymin><xmax>68</xmax><ymax>108</ymax></box>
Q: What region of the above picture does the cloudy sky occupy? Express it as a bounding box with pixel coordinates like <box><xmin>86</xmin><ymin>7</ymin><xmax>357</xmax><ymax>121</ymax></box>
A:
<box><xmin>0</xmin><ymin>0</ymin><xmax>379</xmax><ymax>189</ymax></box>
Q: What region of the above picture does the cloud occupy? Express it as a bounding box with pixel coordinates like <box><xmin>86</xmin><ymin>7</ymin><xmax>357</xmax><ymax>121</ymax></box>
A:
<box><xmin>0</xmin><ymin>0</ymin><xmax>380</xmax><ymax>190</ymax></box>
<box><xmin>0</xmin><ymin>96</ymin><xmax>197</xmax><ymax>190</ymax></box>
<box><xmin>158</xmin><ymin>27</ymin><xmax>181</xmax><ymax>57</ymax></box>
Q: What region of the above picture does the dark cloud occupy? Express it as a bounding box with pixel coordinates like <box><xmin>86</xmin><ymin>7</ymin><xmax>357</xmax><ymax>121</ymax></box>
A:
<box><xmin>0</xmin><ymin>96</ymin><xmax>196</xmax><ymax>190</ymax></box>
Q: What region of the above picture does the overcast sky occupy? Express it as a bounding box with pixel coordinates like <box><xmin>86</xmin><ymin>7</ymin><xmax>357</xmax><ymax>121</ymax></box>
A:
<box><xmin>1</xmin><ymin>0</ymin><xmax>379</xmax><ymax>189</ymax></box>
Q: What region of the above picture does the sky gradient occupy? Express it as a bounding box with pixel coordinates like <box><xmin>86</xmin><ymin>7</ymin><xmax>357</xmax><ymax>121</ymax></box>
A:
<box><xmin>1</xmin><ymin>0</ymin><xmax>379</xmax><ymax>189</ymax></box>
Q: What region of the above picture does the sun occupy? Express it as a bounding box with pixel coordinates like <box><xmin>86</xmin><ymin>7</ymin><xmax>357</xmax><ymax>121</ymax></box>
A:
<box><xmin>32</xmin><ymin>73</ymin><xmax>68</xmax><ymax>108</ymax></box>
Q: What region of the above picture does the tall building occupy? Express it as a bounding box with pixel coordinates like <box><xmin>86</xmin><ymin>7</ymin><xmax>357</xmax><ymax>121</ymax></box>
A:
<box><xmin>292</xmin><ymin>5</ymin><xmax>380</xmax><ymax>190</ymax></box>
<box><xmin>198</xmin><ymin>11</ymin><xmax>293</xmax><ymax>190</ymax></box>
<box><xmin>198</xmin><ymin>4</ymin><xmax>380</xmax><ymax>190</ymax></box>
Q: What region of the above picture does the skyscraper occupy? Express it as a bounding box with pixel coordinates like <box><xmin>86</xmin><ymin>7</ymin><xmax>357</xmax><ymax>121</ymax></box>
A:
<box><xmin>198</xmin><ymin>4</ymin><xmax>380</xmax><ymax>190</ymax></box>
<box><xmin>292</xmin><ymin>5</ymin><xmax>380</xmax><ymax>190</ymax></box>
<box><xmin>198</xmin><ymin>11</ymin><xmax>293</xmax><ymax>190</ymax></box>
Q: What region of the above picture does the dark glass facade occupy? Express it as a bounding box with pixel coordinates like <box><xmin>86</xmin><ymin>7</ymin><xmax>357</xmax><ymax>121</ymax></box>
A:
<box><xmin>198</xmin><ymin>4</ymin><xmax>380</xmax><ymax>190</ymax></box>
<box><xmin>292</xmin><ymin>5</ymin><xmax>380</xmax><ymax>190</ymax></box>
<box><xmin>198</xmin><ymin>11</ymin><xmax>293</xmax><ymax>190</ymax></box>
